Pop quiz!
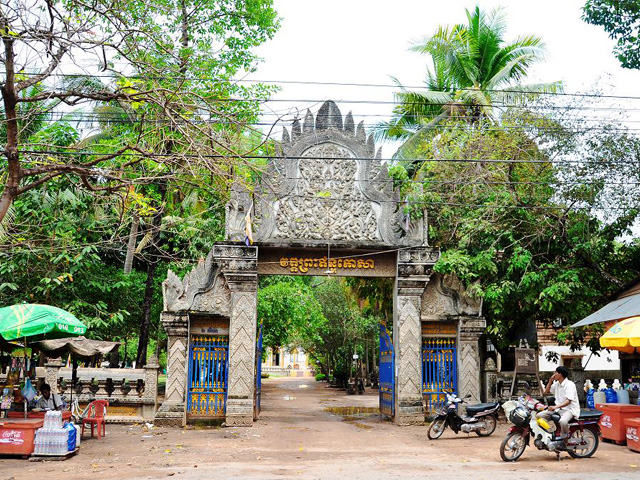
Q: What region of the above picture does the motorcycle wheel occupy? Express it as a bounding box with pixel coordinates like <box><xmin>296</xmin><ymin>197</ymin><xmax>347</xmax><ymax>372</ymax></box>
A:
<box><xmin>500</xmin><ymin>431</ymin><xmax>527</xmax><ymax>462</ymax></box>
<box><xmin>476</xmin><ymin>415</ymin><xmax>497</xmax><ymax>437</ymax></box>
<box><xmin>567</xmin><ymin>429</ymin><xmax>599</xmax><ymax>458</ymax></box>
<box><xmin>427</xmin><ymin>417</ymin><xmax>447</xmax><ymax>440</ymax></box>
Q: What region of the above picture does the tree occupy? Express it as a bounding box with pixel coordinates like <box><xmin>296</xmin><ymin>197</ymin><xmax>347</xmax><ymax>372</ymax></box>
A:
<box><xmin>0</xmin><ymin>0</ymin><xmax>280</xmax><ymax>366</ymax></box>
<box><xmin>375</xmin><ymin>6</ymin><xmax>560</xmax><ymax>159</ymax></box>
<box><xmin>0</xmin><ymin>0</ymin><xmax>280</xmax><ymax>224</ymax></box>
<box><xmin>257</xmin><ymin>276</ymin><xmax>324</xmax><ymax>352</ymax></box>
<box><xmin>390</xmin><ymin>104</ymin><xmax>640</xmax><ymax>349</ymax></box>
<box><xmin>583</xmin><ymin>0</ymin><xmax>640</xmax><ymax>69</ymax></box>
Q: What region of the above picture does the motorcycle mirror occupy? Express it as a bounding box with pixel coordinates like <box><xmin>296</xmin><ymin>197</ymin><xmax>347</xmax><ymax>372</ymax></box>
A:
<box><xmin>465</xmin><ymin>394</ymin><xmax>472</xmax><ymax>399</ymax></box>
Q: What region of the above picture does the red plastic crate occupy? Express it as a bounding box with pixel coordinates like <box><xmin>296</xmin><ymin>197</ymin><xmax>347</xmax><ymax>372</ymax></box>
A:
<box><xmin>626</xmin><ymin>418</ymin><xmax>640</xmax><ymax>453</ymax></box>
<box><xmin>596</xmin><ymin>403</ymin><xmax>640</xmax><ymax>444</ymax></box>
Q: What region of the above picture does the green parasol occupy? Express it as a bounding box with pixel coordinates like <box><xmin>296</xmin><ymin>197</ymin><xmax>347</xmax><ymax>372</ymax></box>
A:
<box><xmin>0</xmin><ymin>304</ymin><xmax>87</xmax><ymax>341</ymax></box>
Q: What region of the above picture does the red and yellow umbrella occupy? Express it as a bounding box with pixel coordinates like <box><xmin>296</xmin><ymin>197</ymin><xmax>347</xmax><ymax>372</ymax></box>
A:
<box><xmin>600</xmin><ymin>316</ymin><xmax>640</xmax><ymax>353</ymax></box>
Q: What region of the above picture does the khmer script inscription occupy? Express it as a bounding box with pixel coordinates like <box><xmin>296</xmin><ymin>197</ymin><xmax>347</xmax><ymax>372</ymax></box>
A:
<box><xmin>279</xmin><ymin>256</ymin><xmax>375</xmax><ymax>273</ymax></box>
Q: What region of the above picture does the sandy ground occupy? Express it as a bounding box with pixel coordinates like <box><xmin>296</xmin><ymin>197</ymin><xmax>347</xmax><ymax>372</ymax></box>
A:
<box><xmin>1</xmin><ymin>376</ymin><xmax>639</xmax><ymax>480</ymax></box>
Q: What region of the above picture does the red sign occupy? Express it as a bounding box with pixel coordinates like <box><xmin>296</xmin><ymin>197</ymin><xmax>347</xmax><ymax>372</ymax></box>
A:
<box><xmin>0</xmin><ymin>429</ymin><xmax>25</xmax><ymax>445</ymax></box>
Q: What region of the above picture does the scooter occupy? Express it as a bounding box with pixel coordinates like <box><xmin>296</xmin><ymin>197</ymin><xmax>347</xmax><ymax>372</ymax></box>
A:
<box><xmin>500</xmin><ymin>394</ymin><xmax>602</xmax><ymax>462</ymax></box>
<box><xmin>427</xmin><ymin>392</ymin><xmax>500</xmax><ymax>439</ymax></box>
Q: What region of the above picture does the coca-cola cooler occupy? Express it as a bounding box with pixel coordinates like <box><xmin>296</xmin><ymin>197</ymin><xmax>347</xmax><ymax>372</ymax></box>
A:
<box><xmin>0</xmin><ymin>418</ymin><xmax>43</xmax><ymax>456</ymax></box>
<box><xmin>596</xmin><ymin>403</ymin><xmax>640</xmax><ymax>444</ymax></box>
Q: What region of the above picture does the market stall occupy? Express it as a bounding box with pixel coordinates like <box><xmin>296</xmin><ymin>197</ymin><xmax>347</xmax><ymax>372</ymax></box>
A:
<box><xmin>0</xmin><ymin>304</ymin><xmax>86</xmax><ymax>457</ymax></box>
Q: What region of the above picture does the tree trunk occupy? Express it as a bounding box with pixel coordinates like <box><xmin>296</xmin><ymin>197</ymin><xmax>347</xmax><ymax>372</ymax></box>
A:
<box><xmin>123</xmin><ymin>214</ymin><xmax>139</xmax><ymax>274</ymax></box>
<box><xmin>136</xmin><ymin>259</ymin><xmax>157</xmax><ymax>367</ymax></box>
<box><xmin>0</xmin><ymin>27</ymin><xmax>21</xmax><ymax>225</ymax></box>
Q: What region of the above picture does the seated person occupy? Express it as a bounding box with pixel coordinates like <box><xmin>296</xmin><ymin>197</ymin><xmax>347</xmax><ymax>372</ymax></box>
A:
<box><xmin>34</xmin><ymin>383</ymin><xmax>64</xmax><ymax>411</ymax></box>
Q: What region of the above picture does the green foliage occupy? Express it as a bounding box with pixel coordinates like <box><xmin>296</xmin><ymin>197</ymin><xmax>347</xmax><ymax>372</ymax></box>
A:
<box><xmin>391</xmin><ymin>104</ymin><xmax>640</xmax><ymax>349</ymax></box>
<box><xmin>257</xmin><ymin>276</ymin><xmax>324</xmax><ymax>350</ymax></box>
<box><xmin>258</xmin><ymin>276</ymin><xmax>386</xmax><ymax>385</ymax></box>
<box><xmin>375</xmin><ymin>5</ymin><xmax>560</xmax><ymax>153</ymax></box>
<box><xmin>315</xmin><ymin>373</ymin><xmax>326</xmax><ymax>381</ymax></box>
<box><xmin>583</xmin><ymin>0</ymin><xmax>640</xmax><ymax>69</ymax></box>
<box><xmin>1</xmin><ymin>0</ymin><xmax>281</xmax><ymax>366</ymax></box>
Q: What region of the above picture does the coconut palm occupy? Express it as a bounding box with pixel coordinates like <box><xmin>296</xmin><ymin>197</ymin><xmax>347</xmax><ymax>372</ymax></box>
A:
<box><xmin>376</xmin><ymin>6</ymin><xmax>561</xmax><ymax>156</ymax></box>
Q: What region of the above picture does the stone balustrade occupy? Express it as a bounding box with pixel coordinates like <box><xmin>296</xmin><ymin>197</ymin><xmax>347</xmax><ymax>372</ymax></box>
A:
<box><xmin>42</xmin><ymin>358</ymin><xmax>160</xmax><ymax>423</ymax></box>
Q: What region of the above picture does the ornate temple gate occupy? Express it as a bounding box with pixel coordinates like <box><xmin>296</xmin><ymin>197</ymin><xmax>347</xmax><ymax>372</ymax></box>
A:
<box><xmin>379</xmin><ymin>322</ymin><xmax>395</xmax><ymax>417</ymax></box>
<box><xmin>155</xmin><ymin>101</ymin><xmax>486</xmax><ymax>427</ymax></box>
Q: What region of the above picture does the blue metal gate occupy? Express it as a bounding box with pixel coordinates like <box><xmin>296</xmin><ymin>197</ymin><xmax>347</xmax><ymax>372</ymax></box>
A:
<box><xmin>379</xmin><ymin>322</ymin><xmax>395</xmax><ymax>417</ymax></box>
<box><xmin>187</xmin><ymin>335</ymin><xmax>228</xmax><ymax>417</ymax></box>
<box><xmin>254</xmin><ymin>321</ymin><xmax>263</xmax><ymax>419</ymax></box>
<box><xmin>422</xmin><ymin>338</ymin><xmax>457</xmax><ymax>413</ymax></box>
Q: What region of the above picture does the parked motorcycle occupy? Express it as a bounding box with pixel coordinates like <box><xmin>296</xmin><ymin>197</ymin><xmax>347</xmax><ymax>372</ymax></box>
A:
<box><xmin>427</xmin><ymin>392</ymin><xmax>500</xmax><ymax>439</ymax></box>
<box><xmin>500</xmin><ymin>394</ymin><xmax>602</xmax><ymax>462</ymax></box>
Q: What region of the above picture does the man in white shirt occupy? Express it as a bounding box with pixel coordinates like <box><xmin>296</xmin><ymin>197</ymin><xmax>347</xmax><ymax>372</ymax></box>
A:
<box><xmin>34</xmin><ymin>383</ymin><xmax>64</xmax><ymax>411</ymax></box>
<box><xmin>539</xmin><ymin>366</ymin><xmax>581</xmax><ymax>439</ymax></box>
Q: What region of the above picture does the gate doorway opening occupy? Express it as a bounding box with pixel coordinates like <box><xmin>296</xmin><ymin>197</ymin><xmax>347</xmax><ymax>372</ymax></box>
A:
<box><xmin>256</xmin><ymin>274</ymin><xmax>394</xmax><ymax>421</ymax></box>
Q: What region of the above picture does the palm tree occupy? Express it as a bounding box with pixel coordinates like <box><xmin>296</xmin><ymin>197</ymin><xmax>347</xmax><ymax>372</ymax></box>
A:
<box><xmin>376</xmin><ymin>6</ymin><xmax>561</xmax><ymax>157</ymax></box>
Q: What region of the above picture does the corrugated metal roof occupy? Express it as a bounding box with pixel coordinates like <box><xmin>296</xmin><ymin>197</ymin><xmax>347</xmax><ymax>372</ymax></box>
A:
<box><xmin>571</xmin><ymin>293</ymin><xmax>640</xmax><ymax>328</ymax></box>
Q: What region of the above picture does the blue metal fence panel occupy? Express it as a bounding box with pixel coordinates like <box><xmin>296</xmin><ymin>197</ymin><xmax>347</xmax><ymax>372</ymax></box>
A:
<box><xmin>187</xmin><ymin>335</ymin><xmax>228</xmax><ymax>417</ymax></box>
<box><xmin>379</xmin><ymin>322</ymin><xmax>395</xmax><ymax>417</ymax></box>
<box><xmin>422</xmin><ymin>338</ymin><xmax>457</xmax><ymax>413</ymax></box>
<box><xmin>255</xmin><ymin>322</ymin><xmax>263</xmax><ymax>418</ymax></box>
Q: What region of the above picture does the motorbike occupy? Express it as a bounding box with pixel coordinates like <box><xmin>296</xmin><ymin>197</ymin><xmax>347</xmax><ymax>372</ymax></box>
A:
<box><xmin>427</xmin><ymin>392</ymin><xmax>500</xmax><ymax>439</ymax></box>
<box><xmin>500</xmin><ymin>394</ymin><xmax>602</xmax><ymax>462</ymax></box>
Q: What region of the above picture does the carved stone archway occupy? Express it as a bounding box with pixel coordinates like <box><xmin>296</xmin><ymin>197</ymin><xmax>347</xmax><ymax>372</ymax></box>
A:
<box><xmin>155</xmin><ymin>101</ymin><xmax>485</xmax><ymax>427</ymax></box>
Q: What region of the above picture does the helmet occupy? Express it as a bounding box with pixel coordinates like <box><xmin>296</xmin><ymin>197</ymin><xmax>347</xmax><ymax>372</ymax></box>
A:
<box><xmin>509</xmin><ymin>406</ymin><xmax>531</xmax><ymax>427</ymax></box>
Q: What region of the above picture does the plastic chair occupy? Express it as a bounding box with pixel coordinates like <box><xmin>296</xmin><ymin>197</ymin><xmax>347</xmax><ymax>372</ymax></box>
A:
<box><xmin>81</xmin><ymin>400</ymin><xmax>109</xmax><ymax>439</ymax></box>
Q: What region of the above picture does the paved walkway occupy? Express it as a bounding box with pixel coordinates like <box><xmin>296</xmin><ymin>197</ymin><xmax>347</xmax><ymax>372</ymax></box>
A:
<box><xmin>1</xmin><ymin>377</ymin><xmax>639</xmax><ymax>479</ymax></box>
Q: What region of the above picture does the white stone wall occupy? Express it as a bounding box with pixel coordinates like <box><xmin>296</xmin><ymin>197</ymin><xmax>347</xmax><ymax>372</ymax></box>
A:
<box><xmin>539</xmin><ymin>346</ymin><xmax>620</xmax><ymax>371</ymax></box>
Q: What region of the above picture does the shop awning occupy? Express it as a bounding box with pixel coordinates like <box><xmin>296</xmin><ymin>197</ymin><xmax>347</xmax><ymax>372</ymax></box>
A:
<box><xmin>33</xmin><ymin>336</ymin><xmax>119</xmax><ymax>358</ymax></box>
<box><xmin>572</xmin><ymin>293</ymin><xmax>640</xmax><ymax>328</ymax></box>
<box><xmin>599</xmin><ymin>316</ymin><xmax>640</xmax><ymax>354</ymax></box>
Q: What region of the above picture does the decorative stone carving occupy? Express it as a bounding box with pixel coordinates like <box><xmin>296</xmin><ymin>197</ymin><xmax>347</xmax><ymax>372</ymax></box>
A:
<box><xmin>421</xmin><ymin>273</ymin><xmax>482</xmax><ymax>321</ymax></box>
<box><xmin>226</xmin><ymin>100</ymin><xmax>428</xmax><ymax>247</ymax></box>
<box><xmin>162</xmin><ymin>244</ymin><xmax>258</xmax><ymax>314</ymax></box>
<box><xmin>225</xmin><ymin>182</ymin><xmax>254</xmax><ymax>243</ymax></box>
<box><xmin>162</xmin><ymin>249</ymin><xmax>222</xmax><ymax>313</ymax></box>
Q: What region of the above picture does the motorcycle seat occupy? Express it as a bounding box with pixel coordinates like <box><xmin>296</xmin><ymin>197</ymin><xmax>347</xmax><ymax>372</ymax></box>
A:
<box><xmin>466</xmin><ymin>402</ymin><xmax>499</xmax><ymax>415</ymax></box>
<box><xmin>578</xmin><ymin>409</ymin><xmax>603</xmax><ymax>420</ymax></box>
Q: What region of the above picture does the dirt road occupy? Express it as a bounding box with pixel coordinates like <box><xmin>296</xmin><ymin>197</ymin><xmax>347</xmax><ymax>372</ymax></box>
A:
<box><xmin>2</xmin><ymin>376</ymin><xmax>639</xmax><ymax>479</ymax></box>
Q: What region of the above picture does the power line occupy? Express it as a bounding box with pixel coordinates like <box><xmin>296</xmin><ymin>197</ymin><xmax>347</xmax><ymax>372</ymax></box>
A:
<box><xmin>6</xmin><ymin>70</ymin><xmax>640</xmax><ymax>101</ymax></box>
<box><xmin>14</xmin><ymin>110</ymin><xmax>640</xmax><ymax>124</ymax></box>
<box><xmin>19</xmin><ymin>149</ymin><xmax>640</xmax><ymax>165</ymax></box>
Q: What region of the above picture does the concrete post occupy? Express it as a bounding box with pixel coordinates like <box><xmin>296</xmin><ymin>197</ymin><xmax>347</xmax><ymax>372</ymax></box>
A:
<box><xmin>44</xmin><ymin>360</ymin><xmax>64</xmax><ymax>394</ymax></box>
<box><xmin>395</xmin><ymin>248</ymin><xmax>437</xmax><ymax>425</ymax></box>
<box><xmin>143</xmin><ymin>354</ymin><xmax>160</xmax><ymax>421</ymax></box>
<box><xmin>219</xmin><ymin>245</ymin><xmax>258</xmax><ymax>427</ymax></box>
<box><xmin>458</xmin><ymin>317</ymin><xmax>487</xmax><ymax>403</ymax></box>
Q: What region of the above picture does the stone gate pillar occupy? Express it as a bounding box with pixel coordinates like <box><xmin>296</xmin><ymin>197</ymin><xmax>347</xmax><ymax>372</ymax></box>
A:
<box><xmin>458</xmin><ymin>317</ymin><xmax>486</xmax><ymax>404</ymax></box>
<box><xmin>220</xmin><ymin>245</ymin><xmax>258</xmax><ymax>427</ymax></box>
<box><xmin>394</xmin><ymin>249</ymin><xmax>434</xmax><ymax>425</ymax></box>
<box><xmin>154</xmin><ymin>312</ymin><xmax>189</xmax><ymax>427</ymax></box>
